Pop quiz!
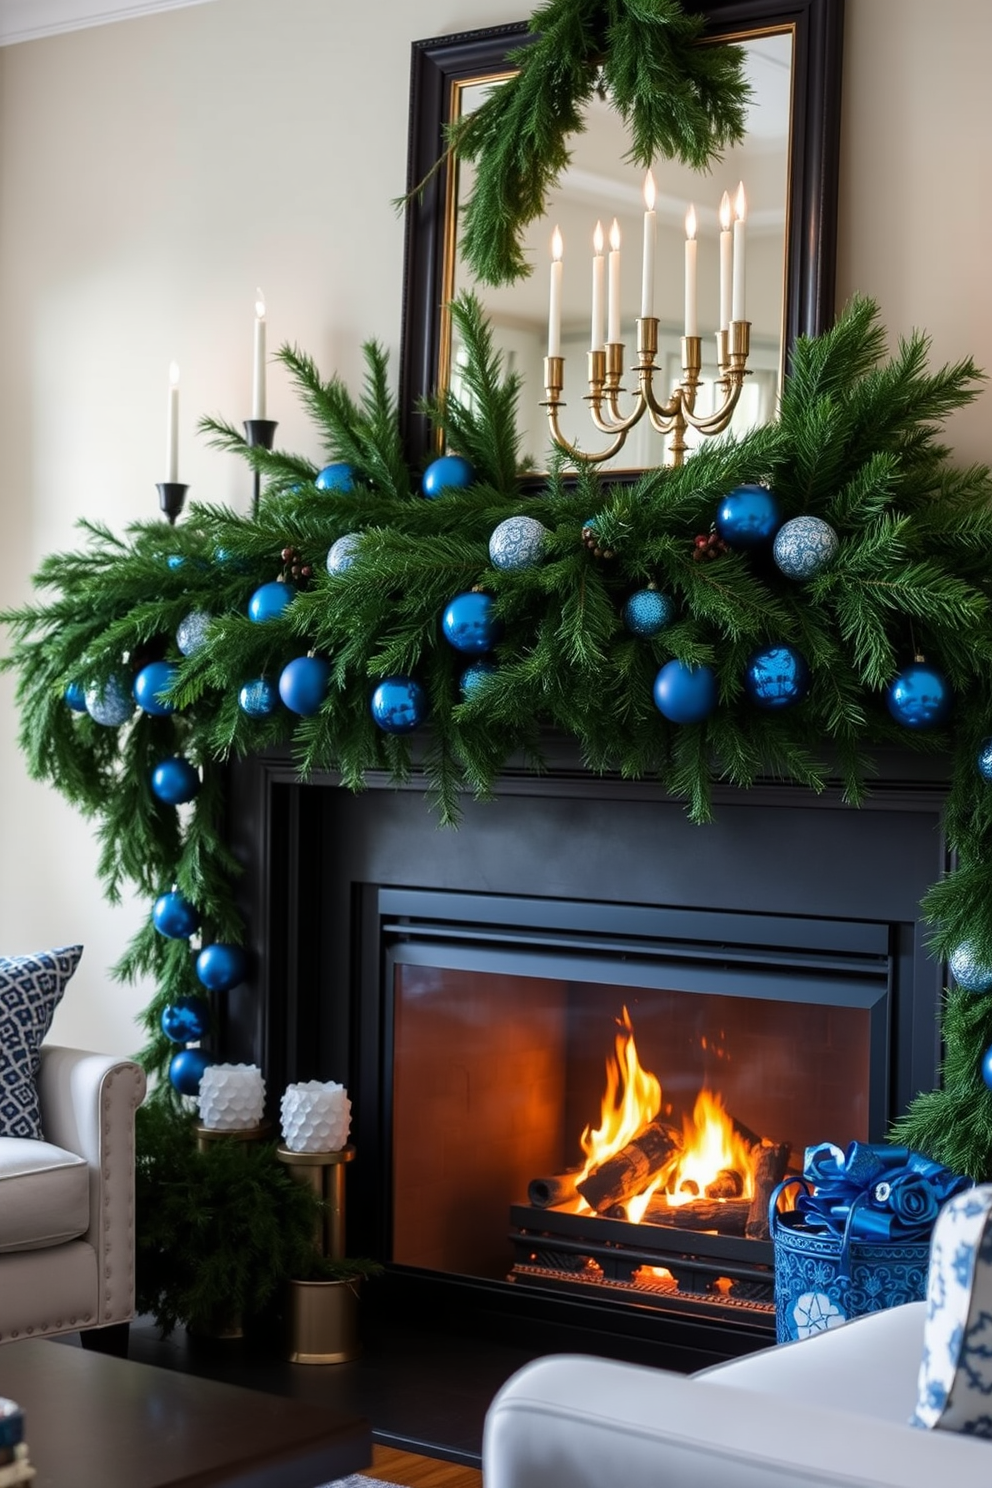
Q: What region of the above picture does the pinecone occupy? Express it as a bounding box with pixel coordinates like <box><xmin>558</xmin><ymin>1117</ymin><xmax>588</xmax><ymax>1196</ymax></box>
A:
<box><xmin>692</xmin><ymin>531</ymin><xmax>729</xmax><ymax>562</ymax></box>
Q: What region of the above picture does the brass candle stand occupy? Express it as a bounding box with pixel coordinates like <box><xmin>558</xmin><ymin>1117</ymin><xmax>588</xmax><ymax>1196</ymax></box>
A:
<box><xmin>543</xmin><ymin>317</ymin><xmax>751</xmax><ymax>468</ymax></box>
<box><xmin>277</xmin><ymin>1143</ymin><xmax>360</xmax><ymax>1363</ymax></box>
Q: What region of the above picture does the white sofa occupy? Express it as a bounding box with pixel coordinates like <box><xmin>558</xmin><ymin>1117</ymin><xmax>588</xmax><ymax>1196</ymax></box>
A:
<box><xmin>483</xmin><ymin>1299</ymin><xmax>992</xmax><ymax>1487</ymax></box>
<box><xmin>0</xmin><ymin>1045</ymin><xmax>146</xmax><ymax>1346</ymax></box>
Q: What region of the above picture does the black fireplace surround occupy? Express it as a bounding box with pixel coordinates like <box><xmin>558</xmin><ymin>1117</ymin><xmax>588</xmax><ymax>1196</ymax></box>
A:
<box><xmin>221</xmin><ymin>740</ymin><xmax>949</xmax><ymax>1361</ymax></box>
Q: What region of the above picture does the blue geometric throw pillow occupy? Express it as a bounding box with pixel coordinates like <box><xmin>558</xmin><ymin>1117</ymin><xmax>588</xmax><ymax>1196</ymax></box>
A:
<box><xmin>913</xmin><ymin>1182</ymin><xmax>992</xmax><ymax>1436</ymax></box>
<box><xmin>0</xmin><ymin>946</ymin><xmax>83</xmax><ymax>1139</ymax></box>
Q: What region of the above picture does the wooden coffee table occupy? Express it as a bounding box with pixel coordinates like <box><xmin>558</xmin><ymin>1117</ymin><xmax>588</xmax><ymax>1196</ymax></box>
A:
<box><xmin>0</xmin><ymin>1339</ymin><xmax>371</xmax><ymax>1488</ymax></box>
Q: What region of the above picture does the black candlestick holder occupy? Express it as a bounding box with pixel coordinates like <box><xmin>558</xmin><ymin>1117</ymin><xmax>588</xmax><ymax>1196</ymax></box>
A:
<box><xmin>244</xmin><ymin>418</ymin><xmax>278</xmax><ymax>516</ymax></box>
<box><xmin>156</xmin><ymin>482</ymin><xmax>189</xmax><ymax>525</ymax></box>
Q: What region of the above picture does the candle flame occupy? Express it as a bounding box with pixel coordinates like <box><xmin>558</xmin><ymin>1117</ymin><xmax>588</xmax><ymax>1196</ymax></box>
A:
<box><xmin>609</xmin><ymin>218</ymin><xmax>621</xmax><ymax>253</ymax></box>
<box><xmin>255</xmin><ymin>288</ymin><xmax>266</xmax><ymax>319</ymax></box>
<box><xmin>685</xmin><ymin>204</ymin><xmax>697</xmax><ymax>241</ymax></box>
<box><xmin>643</xmin><ymin>170</ymin><xmax>656</xmax><ymax>212</ymax></box>
<box><xmin>734</xmin><ymin>182</ymin><xmax>748</xmax><ymax>223</ymax></box>
<box><xmin>720</xmin><ymin>190</ymin><xmax>732</xmax><ymax>231</ymax></box>
<box><xmin>551</xmin><ymin>225</ymin><xmax>563</xmax><ymax>262</ymax></box>
<box><xmin>593</xmin><ymin>220</ymin><xmax>604</xmax><ymax>255</ymax></box>
<box><xmin>168</xmin><ymin>360</ymin><xmax>180</xmax><ymax>387</ymax></box>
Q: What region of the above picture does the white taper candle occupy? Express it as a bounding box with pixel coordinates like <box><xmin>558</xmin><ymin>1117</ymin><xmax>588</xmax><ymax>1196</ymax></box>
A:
<box><xmin>640</xmin><ymin>171</ymin><xmax>657</xmax><ymax>319</ymax></box>
<box><xmin>684</xmin><ymin>206</ymin><xmax>698</xmax><ymax>338</ymax></box>
<box><xmin>166</xmin><ymin>361</ymin><xmax>179</xmax><ymax>482</ymax></box>
<box><xmin>719</xmin><ymin>191</ymin><xmax>733</xmax><ymax>331</ymax></box>
<box><xmin>607</xmin><ymin>219</ymin><xmax>621</xmax><ymax>344</ymax></box>
<box><xmin>732</xmin><ymin>183</ymin><xmax>747</xmax><ymax>323</ymax></box>
<box><xmin>548</xmin><ymin>226</ymin><xmax>564</xmax><ymax>357</ymax></box>
<box><xmin>252</xmin><ymin>290</ymin><xmax>266</xmax><ymax>418</ymax></box>
<box><xmin>591</xmin><ymin>221</ymin><xmax>605</xmax><ymax>352</ymax></box>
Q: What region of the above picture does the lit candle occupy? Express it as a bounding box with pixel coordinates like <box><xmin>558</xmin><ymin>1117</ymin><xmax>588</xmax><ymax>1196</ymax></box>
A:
<box><xmin>684</xmin><ymin>205</ymin><xmax>698</xmax><ymax>338</ymax></box>
<box><xmin>719</xmin><ymin>191</ymin><xmax>733</xmax><ymax>331</ymax></box>
<box><xmin>732</xmin><ymin>183</ymin><xmax>747</xmax><ymax>323</ymax></box>
<box><xmin>607</xmin><ymin>219</ymin><xmax>621</xmax><ymax>344</ymax></box>
<box><xmin>591</xmin><ymin>221</ymin><xmax>605</xmax><ymax>352</ymax></box>
<box><xmin>548</xmin><ymin>226</ymin><xmax>564</xmax><ymax>358</ymax></box>
<box><xmin>166</xmin><ymin>361</ymin><xmax>179</xmax><ymax>482</ymax></box>
<box><xmin>640</xmin><ymin>170</ymin><xmax>657</xmax><ymax>319</ymax></box>
<box><xmin>252</xmin><ymin>290</ymin><xmax>266</xmax><ymax>418</ymax></box>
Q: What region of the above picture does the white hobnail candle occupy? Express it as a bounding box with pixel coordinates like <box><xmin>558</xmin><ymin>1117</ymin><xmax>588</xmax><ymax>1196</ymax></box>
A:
<box><xmin>280</xmin><ymin>1080</ymin><xmax>352</xmax><ymax>1153</ymax></box>
<box><xmin>197</xmin><ymin>1063</ymin><xmax>265</xmax><ymax>1130</ymax></box>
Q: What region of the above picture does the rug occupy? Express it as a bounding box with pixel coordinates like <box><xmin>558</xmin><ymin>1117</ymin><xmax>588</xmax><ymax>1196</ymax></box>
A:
<box><xmin>319</xmin><ymin>1477</ymin><xmax>404</xmax><ymax>1488</ymax></box>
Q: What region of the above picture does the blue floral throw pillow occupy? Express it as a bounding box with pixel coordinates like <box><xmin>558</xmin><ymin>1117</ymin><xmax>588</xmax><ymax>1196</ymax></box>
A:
<box><xmin>913</xmin><ymin>1183</ymin><xmax>992</xmax><ymax>1435</ymax></box>
<box><xmin>0</xmin><ymin>946</ymin><xmax>83</xmax><ymax>1139</ymax></box>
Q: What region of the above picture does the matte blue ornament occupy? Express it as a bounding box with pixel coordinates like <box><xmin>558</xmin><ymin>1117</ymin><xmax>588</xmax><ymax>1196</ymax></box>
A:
<box><xmin>949</xmin><ymin>941</ymin><xmax>992</xmax><ymax>993</ymax></box>
<box><xmin>422</xmin><ymin>455</ymin><xmax>475</xmax><ymax>499</ymax></box>
<box><xmin>489</xmin><ymin>515</ymin><xmax>548</xmax><ymax>571</ymax></box>
<box><xmin>315</xmin><ymin>462</ymin><xmax>355</xmax><ymax>493</ymax></box>
<box><xmin>653</xmin><ymin>661</ymin><xmax>718</xmax><ymax>724</ymax></box>
<box><xmin>64</xmin><ymin>680</ymin><xmax>88</xmax><ymax>713</ymax></box>
<box><xmin>715</xmin><ymin>484</ymin><xmax>782</xmax><ymax>549</ymax></box>
<box><xmin>248</xmin><ymin>581</ymin><xmax>296</xmax><ymax>623</ymax></box>
<box><xmin>442</xmin><ymin>591</ymin><xmax>501</xmax><ymax>655</ymax></box>
<box><xmin>278</xmin><ymin>655</ymin><xmax>330</xmax><ymax>716</ymax></box>
<box><xmin>460</xmin><ymin>660</ymin><xmax>497</xmax><ymax>699</ymax></box>
<box><xmin>133</xmin><ymin>660</ymin><xmax>178</xmax><ymax>716</ymax></box>
<box><xmin>773</xmin><ymin>515</ymin><xmax>839</xmax><ymax>580</ymax></box>
<box><xmin>982</xmin><ymin>1046</ymin><xmax>992</xmax><ymax>1091</ymax></box>
<box><xmin>238</xmin><ymin>677</ymin><xmax>279</xmax><ymax>717</ymax></box>
<box><xmin>169</xmin><ymin>1047</ymin><xmax>212</xmax><ymax>1097</ymax></box>
<box><xmin>371</xmin><ymin>675</ymin><xmax>429</xmax><ymax>734</ymax></box>
<box><xmin>977</xmin><ymin>738</ymin><xmax>992</xmax><ymax>782</ymax></box>
<box><xmin>885</xmin><ymin>661</ymin><xmax>951</xmax><ymax>730</ymax></box>
<box><xmin>152</xmin><ymin>890</ymin><xmax>199</xmax><ymax>940</ymax></box>
<box><xmin>161</xmin><ymin>996</ymin><xmax>210</xmax><ymax>1044</ymax></box>
<box><xmin>150</xmin><ymin>756</ymin><xmax>201</xmax><ymax>806</ymax></box>
<box><xmin>85</xmin><ymin>673</ymin><xmax>133</xmax><ymax>727</ymax></box>
<box><xmin>326</xmin><ymin>534</ymin><xmax>361</xmax><ymax>574</ymax></box>
<box><xmin>176</xmin><ymin>610</ymin><xmax>212</xmax><ymax>656</ymax></box>
<box><xmin>623</xmin><ymin>589</ymin><xmax>674</xmax><ymax>638</ymax></box>
<box><xmin>196</xmin><ymin>942</ymin><xmax>248</xmax><ymax>993</ymax></box>
<box><xmin>744</xmin><ymin>644</ymin><xmax>810</xmax><ymax>709</ymax></box>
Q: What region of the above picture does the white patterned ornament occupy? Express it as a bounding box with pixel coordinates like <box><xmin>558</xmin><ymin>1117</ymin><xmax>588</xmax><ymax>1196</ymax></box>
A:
<box><xmin>197</xmin><ymin>1063</ymin><xmax>266</xmax><ymax>1130</ymax></box>
<box><xmin>326</xmin><ymin>534</ymin><xmax>361</xmax><ymax>575</ymax></box>
<box><xmin>85</xmin><ymin>673</ymin><xmax>133</xmax><ymax>726</ymax></box>
<box><xmin>489</xmin><ymin>515</ymin><xmax>549</xmax><ymax>571</ymax></box>
<box><xmin>772</xmin><ymin>515</ymin><xmax>839</xmax><ymax>580</ymax></box>
<box><xmin>280</xmin><ymin>1079</ymin><xmax>352</xmax><ymax>1153</ymax></box>
<box><xmin>176</xmin><ymin>610</ymin><xmax>213</xmax><ymax>657</ymax></box>
<box><xmin>949</xmin><ymin>940</ymin><xmax>992</xmax><ymax>993</ymax></box>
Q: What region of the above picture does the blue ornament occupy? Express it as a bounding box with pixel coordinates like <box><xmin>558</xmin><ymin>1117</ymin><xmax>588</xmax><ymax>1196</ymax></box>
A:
<box><xmin>248</xmin><ymin>581</ymin><xmax>295</xmax><ymax>623</ymax></box>
<box><xmin>982</xmin><ymin>1046</ymin><xmax>992</xmax><ymax>1091</ymax></box>
<box><xmin>169</xmin><ymin>1047</ymin><xmax>212</xmax><ymax>1097</ymax></box>
<box><xmin>166</xmin><ymin>554</ymin><xmax>185</xmax><ymax>570</ymax></box>
<box><xmin>949</xmin><ymin>941</ymin><xmax>992</xmax><ymax>993</ymax></box>
<box><xmin>489</xmin><ymin>516</ymin><xmax>549</xmax><ymax>571</ymax></box>
<box><xmin>64</xmin><ymin>680</ymin><xmax>88</xmax><ymax>713</ymax></box>
<box><xmin>653</xmin><ymin>661</ymin><xmax>718</xmax><ymax>724</ymax></box>
<box><xmin>161</xmin><ymin>996</ymin><xmax>210</xmax><ymax>1043</ymax></box>
<box><xmin>176</xmin><ymin>610</ymin><xmax>212</xmax><ymax>656</ymax></box>
<box><xmin>977</xmin><ymin>739</ymin><xmax>992</xmax><ymax>782</ymax></box>
<box><xmin>327</xmin><ymin>534</ymin><xmax>361</xmax><ymax>574</ymax></box>
<box><xmin>150</xmin><ymin>756</ymin><xmax>201</xmax><ymax>805</ymax></box>
<box><xmin>214</xmin><ymin>547</ymin><xmax>249</xmax><ymax>572</ymax></box>
<box><xmin>885</xmin><ymin>661</ymin><xmax>951</xmax><ymax>730</ymax></box>
<box><xmin>315</xmin><ymin>462</ymin><xmax>355</xmax><ymax>493</ymax></box>
<box><xmin>442</xmin><ymin>591</ymin><xmax>501</xmax><ymax>655</ymax></box>
<box><xmin>85</xmin><ymin>673</ymin><xmax>134</xmax><ymax>727</ymax></box>
<box><xmin>744</xmin><ymin>644</ymin><xmax>810</xmax><ymax>709</ymax></box>
<box><xmin>715</xmin><ymin>484</ymin><xmax>781</xmax><ymax>549</ymax></box>
<box><xmin>152</xmin><ymin>890</ymin><xmax>199</xmax><ymax>940</ymax></box>
<box><xmin>773</xmin><ymin>515</ymin><xmax>839</xmax><ymax>580</ymax></box>
<box><xmin>623</xmin><ymin>589</ymin><xmax>674</xmax><ymax>638</ymax></box>
<box><xmin>133</xmin><ymin>660</ymin><xmax>178</xmax><ymax>716</ymax></box>
<box><xmin>238</xmin><ymin>677</ymin><xmax>279</xmax><ymax>717</ymax></box>
<box><xmin>278</xmin><ymin>655</ymin><xmax>330</xmax><ymax>716</ymax></box>
<box><xmin>460</xmin><ymin>660</ymin><xmax>497</xmax><ymax>699</ymax></box>
<box><xmin>422</xmin><ymin>455</ymin><xmax>475</xmax><ymax>499</ymax></box>
<box><xmin>196</xmin><ymin>942</ymin><xmax>248</xmax><ymax>993</ymax></box>
<box><xmin>371</xmin><ymin>675</ymin><xmax>429</xmax><ymax>734</ymax></box>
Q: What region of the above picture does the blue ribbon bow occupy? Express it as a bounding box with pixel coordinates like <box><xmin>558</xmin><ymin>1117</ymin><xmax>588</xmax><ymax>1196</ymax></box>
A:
<box><xmin>791</xmin><ymin>1141</ymin><xmax>970</xmax><ymax>1246</ymax></box>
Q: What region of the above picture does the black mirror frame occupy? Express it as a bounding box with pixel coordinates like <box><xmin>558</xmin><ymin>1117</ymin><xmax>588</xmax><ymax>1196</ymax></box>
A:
<box><xmin>398</xmin><ymin>1</ymin><xmax>845</xmax><ymax>469</ymax></box>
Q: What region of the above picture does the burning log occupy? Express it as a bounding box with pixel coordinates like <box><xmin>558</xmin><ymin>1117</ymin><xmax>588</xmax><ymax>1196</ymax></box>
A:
<box><xmin>527</xmin><ymin>1170</ymin><xmax>582</xmax><ymax>1209</ymax></box>
<box><xmin>575</xmin><ymin>1120</ymin><xmax>682</xmax><ymax>1214</ymax></box>
<box><xmin>705</xmin><ymin>1168</ymin><xmax>744</xmax><ymax>1199</ymax></box>
<box><xmin>632</xmin><ymin>1195</ymin><xmax>751</xmax><ymax>1235</ymax></box>
<box><xmin>745</xmin><ymin>1139</ymin><xmax>791</xmax><ymax>1240</ymax></box>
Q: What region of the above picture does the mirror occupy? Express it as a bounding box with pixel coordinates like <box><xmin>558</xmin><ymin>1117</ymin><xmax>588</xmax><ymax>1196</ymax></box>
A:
<box><xmin>399</xmin><ymin>2</ymin><xmax>844</xmax><ymax>471</ymax></box>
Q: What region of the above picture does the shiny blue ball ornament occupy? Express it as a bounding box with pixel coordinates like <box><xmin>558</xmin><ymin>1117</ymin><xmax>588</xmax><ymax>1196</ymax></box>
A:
<box><xmin>744</xmin><ymin>644</ymin><xmax>810</xmax><ymax>709</ymax></box>
<box><xmin>248</xmin><ymin>581</ymin><xmax>295</xmax><ymax>624</ymax></box>
<box><xmin>161</xmin><ymin>996</ymin><xmax>210</xmax><ymax>1044</ymax></box>
<box><xmin>64</xmin><ymin>680</ymin><xmax>88</xmax><ymax>713</ymax></box>
<box><xmin>166</xmin><ymin>554</ymin><xmax>185</xmax><ymax>570</ymax></box>
<box><xmin>278</xmin><ymin>655</ymin><xmax>330</xmax><ymax>717</ymax></box>
<box><xmin>326</xmin><ymin>534</ymin><xmax>361</xmax><ymax>574</ymax></box>
<box><xmin>460</xmin><ymin>660</ymin><xmax>497</xmax><ymax>699</ymax></box>
<box><xmin>238</xmin><ymin>677</ymin><xmax>279</xmax><ymax>718</ymax></box>
<box><xmin>623</xmin><ymin>589</ymin><xmax>674</xmax><ymax>638</ymax></box>
<box><xmin>133</xmin><ymin>661</ymin><xmax>178</xmax><ymax>716</ymax></box>
<box><xmin>315</xmin><ymin>462</ymin><xmax>355</xmax><ymax>493</ymax></box>
<box><xmin>715</xmin><ymin>484</ymin><xmax>781</xmax><ymax>549</ymax></box>
<box><xmin>422</xmin><ymin>455</ymin><xmax>475</xmax><ymax>499</ymax></box>
<box><xmin>176</xmin><ymin>610</ymin><xmax>212</xmax><ymax>656</ymax></box>
<box><xmin>169</xmin><ymin>1047</ymin><xmax>212</xmax><ymax>1097</ymax></box>
<box><xmin>489</xmin><ymin>515</ymin><xmax>548</xmax><ymax>571</ymax></box>
<box><xmin>949</xmin><ymin>941</ymin><xmax>992</xmax><ymax>993</ymax></box>
<box><xmin>977</xmin><ymin>739</ymin><xmax>992</xmax><ymax>783</ymax></box>
<box><xmin>653</xmin><ymin>661</ymin><xmax>718</xmax><ymax>724</ymax></box>
<box><xmin>371</xmin><ymin>675</ymin><xmax>429</xmax><ymax>734</ymax></box>
<box><xmin>885</xmin><ymin>661</ymin><xmax>951</xmax><ymax>730</ymax></box>
<box><xmin>196</xmin><ymin>942</ymin><xmax>248</xmax><ymax>993</ymax></box>
<box><xmin>152</xmin><ymin>890</ymin><xmax>199</xmax><ymax>940</ymax></box>
<box><xmin>773</xmin><ymin>515</ymin><xmax>839</xmax><ymax>580</ymax></box>
<box><xmin>442</xmin><ymin>591</ymin><xmax>501</xmax><ymax>655</ymax></box>
<box><xmin>150</xmin><ymin>756</ymin><xmax>200</xmax><ymax>805</ymax></box>
<box><xmin>982</xmin><ymin>1046</ymin><xmax>992</xmax><ymax>1091</ymax></box>
<box><xmin>85</xmin><ymin>673</ymin><xmax>133</xmax><ymax>727</ymax></box>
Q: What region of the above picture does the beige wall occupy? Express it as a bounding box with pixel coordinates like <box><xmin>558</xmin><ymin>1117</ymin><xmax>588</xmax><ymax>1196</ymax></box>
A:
<box><xmin>0</xmin><ymin>0</ymin><xmax>987</xmax><ymax>1056</ymax></box>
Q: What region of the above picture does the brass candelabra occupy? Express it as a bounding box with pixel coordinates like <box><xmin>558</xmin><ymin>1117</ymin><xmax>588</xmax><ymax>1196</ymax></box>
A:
<box><xmin>542</xmin><ymin>317</ymin><xmax>751</xmax><ymax>468</ymax></box>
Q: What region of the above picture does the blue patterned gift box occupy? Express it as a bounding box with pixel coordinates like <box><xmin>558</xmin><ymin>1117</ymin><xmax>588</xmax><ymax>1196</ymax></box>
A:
<box><xmin>770</xmin><ymin>1141</ymin><xmax>971</xmax><ymax>1344</ymax></box>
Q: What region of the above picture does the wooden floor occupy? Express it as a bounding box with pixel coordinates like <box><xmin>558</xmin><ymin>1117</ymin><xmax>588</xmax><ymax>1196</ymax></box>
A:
<box><xmin>370</xmin><ymin>1445</ymin><xmax>482</xmax><ymax>1487</ymax></box>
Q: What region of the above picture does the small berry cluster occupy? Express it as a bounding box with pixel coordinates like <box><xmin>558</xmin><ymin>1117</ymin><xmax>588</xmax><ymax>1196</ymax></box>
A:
<box><xmin>281</xmin><ymin>545</ymin><xmax>313</xmax><ymax>584</ymax></box>
<box><xmin>692</xmin><ymin>531</ymin><xmax>729</xmax><ymax>562</ymax></box>
<box><xmin>581</xmin><ymin>523</ymin><xmax>616</xmax><ymax>561</ymax></box>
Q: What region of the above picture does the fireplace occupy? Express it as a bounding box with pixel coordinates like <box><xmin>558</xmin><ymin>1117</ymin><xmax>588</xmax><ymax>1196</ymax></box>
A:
<box><xmin>224</xmin><ymin>740</ymin><xmax>948</xmax><ymax>1358</ymax></box>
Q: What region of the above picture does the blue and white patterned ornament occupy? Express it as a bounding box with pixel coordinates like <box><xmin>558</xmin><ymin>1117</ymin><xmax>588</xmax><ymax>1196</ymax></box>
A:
<box><xmin>133</xmin><ymin>660</ymin><xmax>178</xmax><ymax>716</ymax></box>
<box><xmin>459</xmin><ymin>660</ymin><xmax>497</xmax><ymax>699</ymax></box>
<box><xmin>442</xmin><ymin>591</ymin><xmax>501</xmax><ymax>655</ymax></box>
<box><xmin>772</xmin><ymin>515</ymin><xmax>839</xmax><ymax>580</ymax></box>
<box><xmin>489</xmin><ymin>515</ymin><xmax>548</xmax><ymax>571</ymax></box>
<box><xmin>977</xmin><ymin>738</ymin><xmax>992</xmax><ymax>783</ymax></box>
<box><xmin>744</xmin><ymin>644</ymin><xmax>810</xmax><ymax>709</ymax></box>
<box><xmin>176</xmin><ymin>610</ymin><xmax>212</xmax><ymax>656</ymax></box>
<box><xmin>161</xmin><ymin>996</ymin><xmax>210</xmax><ymax>1043</ymax></box>
<box><xmin>422</xmin><ymin>455</ymin><xmax>474</xmax><ymax>499</ymax></box>
<box><xmin>885</xmin><ymin>661</ymin><xmax>951</xmax><ymax>730</ymax></box>
<box><xmin>623</xmin><ymin>589</ymin><xmax>674</xmax><ymax>638</ymax></box>
<box><xmin>150</xmin><ymin>756</ymin><xmax>200</xmax><ymax>805</ymax></box>
<box><xmin>326</xmin><ymin>534</ymin><xmax>361</xmax><ymax>574</ymax></box>
<box><xmin>64</xmin><ymin>680</ymin><xmax>88</xmax><ymax>713</ymax></box>
<box><xmin>238</xmin><ymin>677</ymin><xmax>279</xmax><ymax>717</ymax></box>
<box><xmin>715</xmin><ymin>484</ymin><xmax>781</xmax><ymax>549</ymax></box>
<box><xmin>248</xmin><ymin>581</ymin><xmax>295</xmax><ymax>624</ymax></box>
<box><xmin>152</xmin><ymin>890</ymin><xmax>199</xmax><ymax>940</ymax></box>
<box><xmin>85</xmin><ymin>673</ymin><xmax>134</xmax><ymax>727</ymax></box>
<box><xmin>278</xmin><ymin>655</ymin><xmax>330</xmax><ymax>716</ymax></box>
<box><xmin>653</xmin><ymin>661</ymin><xmax>718</xmax><ymax>724</ymax></box>
<box><xmin>196</xmin><ymin>943</ymin><xmax>248</xmax><ymax>993</ymax></box>
<box><xmin>370</xmin><ymin>675</ymin><xmax>429</xmax><ymax>734</ymax></box>
<box><xmin>315</xmin><ymin>462</ymin><xmax>355</xmax><ymax>493</ymax></box>
<box><xmin>949</xmin><ymin>940</ymin><xmax>992</xmax><ymax>993</ymax></box>
<box><xmin>169</xmin><ymin>1047</ymin><xmax>212</xmax><ymax>1097</ymax></box>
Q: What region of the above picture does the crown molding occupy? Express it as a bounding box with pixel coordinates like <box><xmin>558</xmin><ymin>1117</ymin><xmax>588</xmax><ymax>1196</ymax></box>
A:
<box><xmin>0</xmin><ymin>0</ymin><xmax>219</xmax><ymax>47</ymax></box>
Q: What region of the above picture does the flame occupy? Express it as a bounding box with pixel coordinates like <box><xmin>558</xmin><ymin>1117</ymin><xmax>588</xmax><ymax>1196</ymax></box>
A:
<box><xmin>643</xmin><ymin>170</ymin><xmax>656</xmax><ymax>212</ymax></box>
<box><xmin>685</xmin><ymin>204</ymin><xmax>697</xmax><ymax>241</ymax></box>
<box><xmin>551</xmin><ymin>225</ymin><xmax>564</xmax><ymax>261</ymax></box>
<box><xmin>719</xmin><ymin>190</ymin><xmax>732</xmax><ymax>232</ymax></box>
<box><xmin>593</xmin><ymin>220</ymin><xmax>604</xmax><ymax>255</ymax></box>
<box><xmin>609</xmin><ymin>218</ymin><xmax>621</xmax><ymax>253</ymax></box>
<box><xmin>669</xmin><ymin>1089</ymin><xmax>753</xmax><ymax>1207</ymax></box>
